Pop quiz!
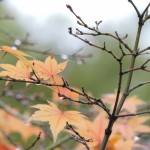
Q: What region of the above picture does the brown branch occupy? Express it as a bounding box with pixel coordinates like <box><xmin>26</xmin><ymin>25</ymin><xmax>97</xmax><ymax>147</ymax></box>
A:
<box><xmin>129</xmin><ymin>81</ymin><xmax>150</xmax><ymax>93</ymax></box>
<box><xmin>26</xmin><ymin>132</ymin><xmax>41</xmax><ymax>150</ymax></box>
<box><xmin>66</xmin><ymin>122</ymin><xmax>92</xmax><ymax>150</ymax></box>
<box><xmin>139</xmin><ymin>46</ymin><xmax>150</xmax><ymax>54</ymax></box>
<box><xmin>0</xmin><ymin>76</ymin><xmax>110</xmax><ymax>115</ymax></box>
<box><xmin>122</xmin><ymin>59</ymin><xmax>150</xmax><ymax>74</ymax></box>
<box><xmin>60</xmin><ymin>79</ymin><xmax>110</xmax><ymax>116</ymax></box>
<box><xmin>66</xmin><ymin>4</ymin><xmax>132</xmax><ymax>53</ymax></box>
<box><xmin>69</xmin><ymin>28</ymin><xmax>119</xmax><ymax>61</ymax></box>
<box><xmin>116</xmin><ymin>111</ymin><xmax>150</xmax><ymax>118</ymax></box>
<box><xmin>141</xmin><ymin>2</ymin><xmax>150</xmax><ymax>18</ymax></box>
<box><xmin>128</xmin><ymin>0</ymin><xmax>141</xmax><ymax>17</ymax></box>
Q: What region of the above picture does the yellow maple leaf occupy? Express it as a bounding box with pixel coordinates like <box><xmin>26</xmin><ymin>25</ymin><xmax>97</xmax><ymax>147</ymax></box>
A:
<box><xmin>0</xmin><ymin>60</ymin><xmax>32</xmax><ymax>81</ymax></box>
<box><xmin>32</xmin><ymin>55</ymin><xmax>68</xmax><ymax>80</ymax></box>
<box><xmin>1</xmin><ymin>46</ymin><xmax>29</xmax><ymax>57</ymax></box>
<box><xmin>29</xmin><ymin>101</ymin><xmax>87</xmax><ymax>142</ymax></box>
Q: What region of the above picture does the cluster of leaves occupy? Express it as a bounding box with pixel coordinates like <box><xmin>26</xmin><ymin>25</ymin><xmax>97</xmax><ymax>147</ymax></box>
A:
<box><xmin>0</xmin><ymin>46</ymin><xmax>150</xmax><ymax>150</ymax></box>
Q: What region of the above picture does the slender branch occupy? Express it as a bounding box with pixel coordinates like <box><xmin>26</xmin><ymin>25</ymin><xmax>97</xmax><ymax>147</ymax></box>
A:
<box><xmin>26</xmin><ymin>132</ymin><xmax>41</xmax><ymax>150</ymax></box>
<box><xmin>139</xmin><ymin>46</ymin><xmax>150</xmax><ymax>53</ymax></box>
<box><xmin>66</xmin><ymin>122</ymin><xmax>92</xmax><ymax>150</ymax></box>
<box><xmin>116</xmin><ymin>16</ymin><xmax>143</xmax><ymax>115</ymax></box>
<box><xmin>141</xmin><ymin>3</ymin><xmax>150</xmax><ymax>18</ymax></box>
<box><xmin>101</xmin><ymin>59</ymin><xmax>123</xmax><ymax>149</ymax></box>
<box><xmin>101</xmin><ymin>1</ymin><xmax>145</xmax><ymax>149</ymax></box>
<box><xmin>68</xmin><ymin>27</ymin><xmax>119</xmax><ymax>61</ymax></box>
<box><xmin>128</xmin><ymin>81</ymin><xmax>150</xmax><ymax>93</ymax></box>
<box><xmin>122</xmin><ymin>59</ymin><xmax>150</xmax><ymax>74</ymax></box>
<box><xmin>0</xmin><ymin>77</ymin><xmax>109</xmax><ymax>115</ymax></box>
<box><xmin>116</xmin><ymin>111</ymin><xmax>150</xmax><ymax>118</ymax></box>
<box><xmin>128</xmin><ymin>0</ymin><xmax>141</xmax><ymax>17</ymax></box>
<box><xmin>66</xmin><ymin>4</ymin><xmax>132</xmax><ymax>53</ymax></box>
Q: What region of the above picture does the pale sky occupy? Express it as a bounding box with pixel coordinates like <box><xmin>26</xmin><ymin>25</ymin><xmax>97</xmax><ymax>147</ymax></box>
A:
<box><xmin>2</xmin><ymin>0</ymin><xmax>150</xmax><ymax>56</ymax></box>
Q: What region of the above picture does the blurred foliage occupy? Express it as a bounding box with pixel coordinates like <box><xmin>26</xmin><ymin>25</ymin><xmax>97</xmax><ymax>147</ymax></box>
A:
<box><xmin>0</xmin><ymin>1</ymin><xmax>150</xmax><ymax>149</ymax></box>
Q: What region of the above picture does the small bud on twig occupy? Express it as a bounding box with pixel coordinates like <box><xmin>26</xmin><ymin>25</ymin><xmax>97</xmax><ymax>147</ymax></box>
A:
<box><xmin>66</xmin><ymin>4</ymin><xmax>73</xmax><ymax>11</ymax></box>
<box><xmin>68</xmin><ymin>27</ymin><xmax>72</xmax><ymax>34</ymax></box>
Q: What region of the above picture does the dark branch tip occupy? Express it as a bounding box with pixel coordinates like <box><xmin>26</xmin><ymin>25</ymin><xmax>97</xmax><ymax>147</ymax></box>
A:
<box><xmin>68</xmin><ymin>27</ymin><xmax>72</xmax><ymax>34</ymax></box>
<box><xmin>66</xmin><ymin>4</ymin><xmax>73</xmax><ymax>11</ymax></box>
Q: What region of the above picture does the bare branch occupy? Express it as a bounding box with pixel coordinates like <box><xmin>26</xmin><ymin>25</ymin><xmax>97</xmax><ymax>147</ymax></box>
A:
<box><xmin>141</xmin><ymin>3</ymin><xmax>150</xmax><ymax>18</ymax></box>
<box><xmin>0</xmin><ymin>76</ymin><xmax>110</xmax><ymax>115</ymax></box>
<box><xmin>26</xmin><ymin>132</ymin><xmax>41</xmax><ymax>150</ymax></box>
<box><xmin>69</xmin><ymin>28</ymin><xmax>119</xmax><ymax>61</ymax></box>
<box><xmin>66</xmin><ymin>122</ymin><xmax>92</xmax><ymax>150</ymax></box>
<box><xmin>116</xmin><ymin>111</ymin><xmax>150</xmax><ymax>118</ymax></box>
<box><xmin>128</xmin><ymin>0</ymin><xmax>141</xmax><ymax>17</ymax></box>
<box><xmin>122</xmin><ymin>59</ymin><xmax>150</xmax><ymax>74</ymax></box>
<box><xmin>129</xmin><ymin>81</ymin><xmax>150</xmax><ymax>93</ymax></box>
<box><xmin>66</xmin><ymin>4</ymin><xmax>132</xmax><ymax>53</ymax></box>
<box><xmin>139</xmin><ymin>46</ymin><xmax>150</xmax><ymax>53</ymax></box>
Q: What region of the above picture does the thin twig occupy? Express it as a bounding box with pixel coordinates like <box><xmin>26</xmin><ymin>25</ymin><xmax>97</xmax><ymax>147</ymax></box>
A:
<box><xmin>122</xmin><ymin>59</ymin><xmax>150</xmax><ymax>74</ymax></box>
<box><xmin>139</xmin><ymin>46</ymin><xmax>150</xmax><ymax>54</ymax></box>
<box><xmin>116</xmin><ymin>111</ymin><xmax>150</xmax><ymax>118</ymax></box>
<box><xmin>128</xmin><ymin>0</ymin><xmax>141</xmax><ymax>17</ymax></box>
<box><xmin>66</xmin><ymin>122</ymin><xmax>92</xmax><ymax>150</ymax></box>
<box><xmin>26</xmin><ymin>132</ymin><xmax>41</xmax><ymax>150</ymax></box>
<box><xmin>141</xmin><ymin>3</ymin><xmax>150</xmax><ymax>18</ymax></box>
<box><xmin>66</xmin><ymin>4</ymin><xmax>132</xmax><ymax>53</ymax></box>
<box><xmin>0</xmin><ymin>76</ymin><xmax>110</xmax><ymax>115</ymax></box>
<box><xmin>128</xmin><ymin>81</ymin><xmax>150</xmax><ymax>94</ymax></box>
<box><xmin>69</xmin><ymin>28</ymin><xmax>119</xmax><ymax>61</ymax></box>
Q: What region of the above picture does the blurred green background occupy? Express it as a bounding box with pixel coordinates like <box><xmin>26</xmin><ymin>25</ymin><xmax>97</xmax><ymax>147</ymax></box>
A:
<box><xmin>0</xmin><ymin>0</ymin><xmax>150</xmax><ymax>101</ymax></box>
<box><xmin>0</xmin><ymin>0</ymin><xmax>150</xmax><ymax>149</ymax></box>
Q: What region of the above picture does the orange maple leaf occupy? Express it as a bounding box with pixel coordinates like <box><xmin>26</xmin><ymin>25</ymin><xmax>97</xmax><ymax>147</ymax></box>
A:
<box><xmin>32</xmin><ymin>55</ymin><xmax>68</xmax><ymax>80</ymax></box>
<box><xmin>74</xmin><ymin>113</ymin><xmax>108</xmax><ymax>150</ymax></box>
<box><xmin>53</xmin><ymin>87</ymin><xmax>79</xmax><ymax>101</ymax></box>
<box><xmin>0</xmin><ymin>46</ymin><xmax>34</xmax><ymax>70</ymax></box>
<box><xmin>102</xmin><ymin>93</ymin><xmax>144</xmax><ymax>113</ymax></box>
<box><xmin>29</xmin><ymin>101</ymin><xmax>87</xmax><ymax>142</ymax></box>
<box><xmin>0</xmin><ymin>60</ymin><xmax>32</xmax><ymax>81</ymax></box>
<box><xmin>74</xmin><ymin>113</ymin><xmax>141</xmax><ymax>150</ymax></box>
<box><xmin>114</xmin><ymin>116</ymin><xmax>150</xmax><ymax>139</ymax></box>
<box><xmin>50</xmin><ymin>76</ymin><xmax>79</xmax><ymax>102</ymax></box>
<box><xmin>0</xmin><ymin>109</ymin><xmax>44</xmax><ymax>141</ymax></box>
<box><xmin>1</xmin><ymin>46</ymin><xmax>29</xmax><ymax>58</ymax></box>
